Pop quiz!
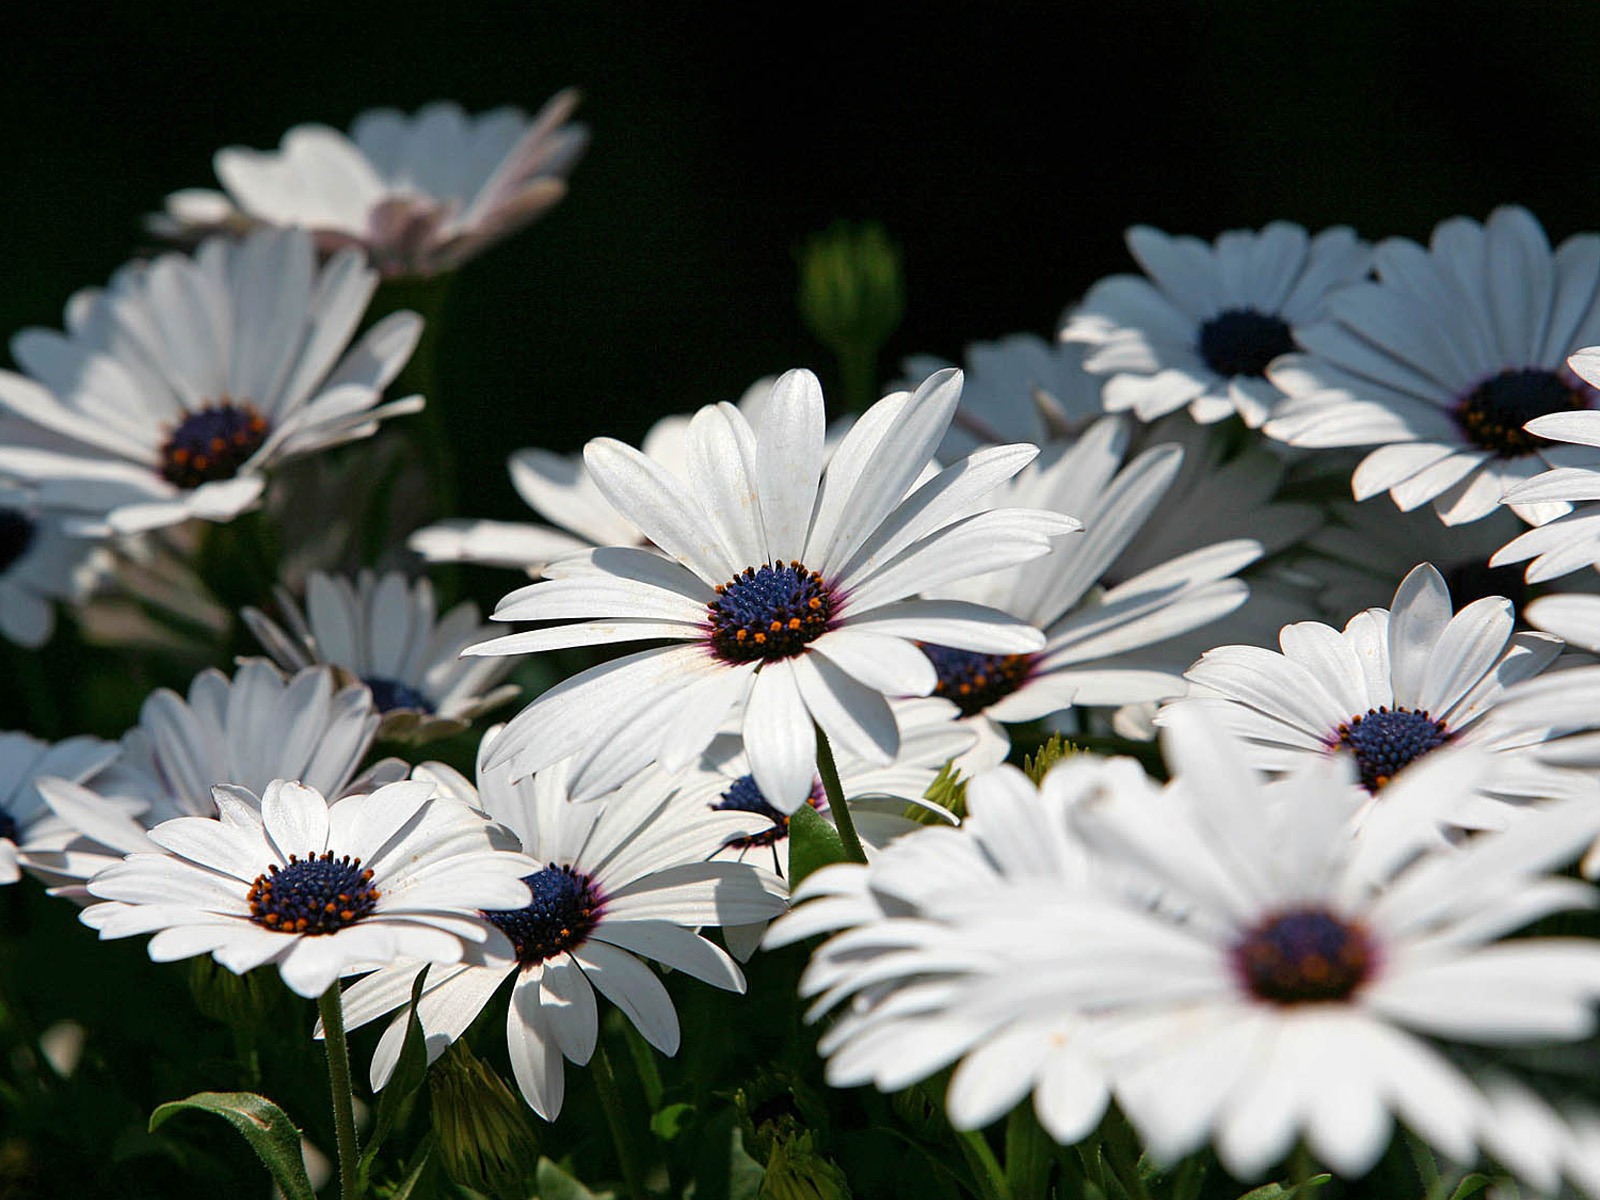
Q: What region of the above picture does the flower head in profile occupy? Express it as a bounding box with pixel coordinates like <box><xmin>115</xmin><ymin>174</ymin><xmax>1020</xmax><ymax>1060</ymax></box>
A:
<box><xmin>1063</xmin><ymin>222</ymin><xmax>1371</xmax><ymax>426</ymax></box>
<box><xmin>1266</xmin><ymin>206</ymin><xmax>1600</xmax><ymax>525</ymax></box>
<box><xmin>0</xmin><ymin>732</ymin><xmax>118</xmax><ymax>887</ymax></box>
<box><xmin>151</xmin><ymin>95</ymin><xmax>588</xmax><ymax>278</ymax></box>
<box><xmin>465</xmin><ymin>368</ymin><xmax>1076</xmax><ymax>810</ymax></box>
<box><xmin>337</xmin><ymin>736</ymin><xmax>786</xmax><ymax>1119</ymax></box>
<box><xmin>243</xmin><ymin>570</ymin><xmax>518</xmax><ymax>741</ymax></box>
<box><xmin>37</xmin><ymin>661</ymin><xmax>398</xmax><ymax>888</ymax></box>
<box><xmin>1165</xmin><ymin>562</ymin><xmax>1584</xmax><ymax>829</ymax></box>
<box><xmin>777</xmin><ymin>709</ymin><xmax>1600</xmax><ymax>1184</ymax></box>
<box><xmin>0</xmin><ymin>228</ymin><xmax>421</xmax><ymax>534</ymax></box>
<box><xmin>409</xmin><ymin>381</ymin><xmax>771</xmax><ymax>578</ymax></box>
<box><xmin>82</xmin><ymin>777</ymin><xmax>536</xmax><ymax>998</ymax></box>
<box><xmin>0</xmin><ymin>480</ymin><xmax>110</xmax><ymax>647</ymax></box>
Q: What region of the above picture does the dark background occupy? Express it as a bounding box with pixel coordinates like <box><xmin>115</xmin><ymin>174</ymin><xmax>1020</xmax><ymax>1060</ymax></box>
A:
<box><xmin>5</xmin><ymin>2</ymin><xmax>1599</xmax><ymax>525</ymax></box>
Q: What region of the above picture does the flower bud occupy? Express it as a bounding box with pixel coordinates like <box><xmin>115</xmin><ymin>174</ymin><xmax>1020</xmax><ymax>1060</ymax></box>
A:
<box><xmin>761</xmin><ymin>1130</ymin><xmax>853</xmax><ymax>1200</ymax></box>
<box><xmin>798</xmin><ymin>222</ymin><xmax>904</xmax><ymax>412</ymax></box>
<box><xmin>428</xmin><ymin>1040</ymin><xmax>541</xmax><ymax>1200</ymax></box>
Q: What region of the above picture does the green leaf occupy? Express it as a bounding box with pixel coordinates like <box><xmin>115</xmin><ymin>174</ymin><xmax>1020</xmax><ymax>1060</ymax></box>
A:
<box><xmin>789</xmin><ymin>803</ymin><xmax>848</xmax><ymax>887</ymax></box>
<box><xmin>536</xmin><ymin>1155</ymin><xmax>617</xmax><ymax>1200</ymax></box>
<box><xmin>1235</xmin><ymin>1176</ymin><xmax>1332</xmax><ymax>1200</ymax></box>
<box><xmin>1446</xmin><ymin>1176</ymin><xmax>1492</xmax><ymax>1200</ymax></box>
<box><xmin>387</xmin><ymin>1141</ymin><xmax>437</xmax><ymax>1200</ymax></box>
<box><xmin>652</xmin><ymin>1101</ymin><xmax>697</xmax><ymax>1142</ymax></box>
<box><xmin>149</xmin><ymin>1091</ymin><xmax>314</xmax><ymax>1200</ymax></box>
<box><xmin>360</xmin><ymin>966</ymin><xmax>431</xmax><ymax>1175</ymax></box>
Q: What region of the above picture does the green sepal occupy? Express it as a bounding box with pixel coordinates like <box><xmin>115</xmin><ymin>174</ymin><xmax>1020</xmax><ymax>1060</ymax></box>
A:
<box><xmin>359</xmin><ymin>966</ymin><xmax>431</xmax><ymax>1178</ymax></box>
<box><xmin>148</xmin><ymin>1090</ymin><xmax>314</xmax><ymax>1200</ymax></box>
<box><xmin>788</xmin><ymin>803</ymin><xmax>848</xmax><ymax>887</ymax></box>
<box><xmin>1235</xmin><ymin>1175</ymin><xmax>1332</xmax><ymax>1199</ymax></box>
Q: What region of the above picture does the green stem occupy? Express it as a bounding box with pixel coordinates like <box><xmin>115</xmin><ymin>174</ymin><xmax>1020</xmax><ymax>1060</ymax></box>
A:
<box><xmin>317</xmin><ymin>982</ymin><xmax>361</xmax><ymax>1200</ymax></box>
<box><xmin>955</xmin><ymin>1129</ymin><xmax>1012</xmax><ymax>1200</ymax></box>
<box><xmin>814</xmin><ymin>724</ymin><xmax>868</xmax><ymax>864</ymax></box>
<box><xmin>621</xmin><ymin>1020</ymin><xmax>664</xmax><ymax>1112</ymax></box>
<box><xmin>592</xmin><ymin>1042</ymin><xmax>647</xmax><ymax>1200</ymax></box>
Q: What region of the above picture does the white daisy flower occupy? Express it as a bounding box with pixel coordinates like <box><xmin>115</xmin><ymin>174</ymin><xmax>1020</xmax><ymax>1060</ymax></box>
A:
<box><xmin>1164</xmin><ymin>563</ymin><xmax>1583</xmax><ymax>829</ymax></box>
<box><xmin>1492</xmin><ymin>351</ymin><xmax>1600</xmax><ymax>585</ymax></box>
<box><xmin>0</xmin><ymin>732</ymin><xmax>118</xmax><ymax>886</ymax></box>
<box><xmin>80</xmin><ymin>777</ymin><xmax>537</xmax><ymax>998</ymax></box>
<box><xmin>150</xmin><ymin>95</ymin><xmax>588</xmax><ymax>279</ymax></box>
<box><xmin>335</xmin><ymin>739</ymin><xmax>787</xmax><ymax>1120</ymax></box>
<box><xmin>36</xmin><ymin>660</ymin><xmax>398</xmax><ymax>887</ymax></box>
<box><xmin>242</xmin><ymin>570</ymin><xmax>518</xmax><ymax>742</ymax></box>
<box><xmin>1063</xmin><ymin>222</ymin><xmax>1371</xmax><ymax>426</ymax></box>
<box><xmin>409</xmin><ymin>380</ymin><xmax>774</xmax><ymax>577</ymax></box>
<box><xmin>1063</xmin><ymin>710</ymin><xmax>1600</xmax><ymax>1180</ymax></box>
<box><xmin>765</xmin><ymin>754</ymin><xmax>1134</xmax><ymax>1145</ymax></box>
<box><xmin>777</xmin><ymin>710</ymin><xmax>1600</xmax><ymax>1181</ymax></box>
<box><xmin>1265</xmin><ymin>206</ymin><xmax>1600</xmax><ymax>526</ymax></box>
<box><xmin>463</xmin><ymin>367</ymin><xmax>1077</xmax><ymax>809</ymax></box>
<box><xmin>0</xmin><ymin>482</ymin><xmax>110</xmax><ymax>647</ymax></box>
<box><xmin>917</xmin><ymin>416</ymin><xmax>1259</xmax><ymax>740</ymax></box>
<box><xmin>899</xmin><ymin>333</ymin><xmax>1105</xmax><ymax>460</ymax></box>
<box><xmin>0</xmin><ymin>228</ymin><xmax>422</xmax><ymax>535</ymax></box>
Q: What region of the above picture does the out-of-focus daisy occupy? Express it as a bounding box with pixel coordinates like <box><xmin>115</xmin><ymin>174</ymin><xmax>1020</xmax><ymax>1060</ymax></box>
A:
<box><xmin>779</xmin><ymin>709</ymin><xmax>1600</xmax><ymax>1180</ymax></box>
<box><xmin>1296</xmin><ymin>500</ymin><xmax>1552</xmax><ymax>626</ymax></box>
<box><xmin>766</xmin><ymin>754</ymin><xmax>1141</xmax><ymax>1142</ymax></box>
<box><xmin>81</xmin><ymin>777</ymin><xmax>536</xmax><ymax>998</ymax></box>
<box><xmin>1266</xmin><ymin>207</ymin><xmax>1600</xmax><ymax>525</ymax></box>
<box><xmin>0</xmin><ymin>483</ymin><xmax>110</xmax><ymax>647</ymax></box>
<box><xmin>410</xmin><ymin>380</ymin><xmax>772</xmax><ymax>577</ymax></box>
<box><xmin>37</xmin><ymin>661</ymin><xmax>397</xmax><ymax>887</ymax></box>
<box><xmin>1165</xmin><ymin>563</ymin><xmax>1582</xmax><ymax>828</ymax></box>
<box><xmin>151</xmin><ymin>95</ymin><xmax>588</xmax><ymax>279</ymax></box>
<box><xmin>0</xmin><ymin>732</ymin><xmax>118</xmax><ymax>886</ymax></box>
<box><xmin>1493</xmin><ymin>352</ymin><xmax>1600</xmax><ymax>584</ymax></box>
<box><xmin>917</xmin><ymin>416</ymin><xmax>1259</xmax><ymax>742</ymax></box>
<box><xmin>464</xmin><ymin>368</ymin><xmax>1076</xmax><ymax>809</ymax></box>
<box><xmin>0</xmin><ymin>229</ymin><xmax>421</xmax><ymax>535</ymax></box>
<box><xmin>336</xmin><ymin>741</ymin><xmax>786</xmax><ymax>1119</ymax></box>
<box><xmin>900</xmin><ymin>334</ymin><xmax>1105</xmax><ymax>460</ymax></box>
<box><xmin>1063</xmin><ymin>222</ymin><xmax>1371</xmax><ymax>426</ymax></box>
<box><xmin>1070</xmin><ymin>711</ymin><xmax>1600</xmax><ymax>1179</ymax></box>
<box><xmin>243</xmin><ymin>570</ymin><xmax>518</xmax><ymax>741</ymax></box>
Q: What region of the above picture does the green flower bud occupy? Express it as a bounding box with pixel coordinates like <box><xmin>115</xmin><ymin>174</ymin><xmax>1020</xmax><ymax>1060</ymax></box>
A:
<box><xmin>428</xmin><ymin>1040</ymin><xmax>541</xmax><ymax>1200</ymax></box>
<box><xmin>798</xmin><ymin>222</ymin><xmax>904</xmax><ymax>413</ymax></box>
<box><xmin>761</xmin><ymin>1130</ymin><xmax>852</xmax><ymax>1200</ymax></box>
<box><xmin>915</xmin><ymin>760</ymin><xmax>968</xmax><ymax>823</ymax></box>
<box><xmin>1023</xmin><ymin>734</ymin><xmax>1082</xmax><ymax>785</ymax></box>
<box><xmin>186</xmin><ymin>957</ymin><xmax>273</xmax><ymax>1029</ymax></box>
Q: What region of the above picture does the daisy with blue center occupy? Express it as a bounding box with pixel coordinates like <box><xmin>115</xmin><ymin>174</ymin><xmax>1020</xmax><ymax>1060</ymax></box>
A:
<box><xmin>463</xmin><ymin>368</ymin><xmax>1076</xmax><ymax>810</ymax></box>
<box><xmin>334</xmin><ymin>733</ymin><xmax>786</xmax><ymax>1120</ymax></box>
<box><xmin>80</xmin><ymin>777</ymin><xmax>538</xmax><ymax>999</ymax></box>
<box><xmin>0</xmin><ymin>480</ymin><xmax>110</xmax><ymax>648</ymax></box>
<box><xmin>1265</xmin><ymin>207</ymin><xmax>1600</xmax><ymax>526</ymax></box>
<box><xmin>242</xmin><ymin>570</ymin><xmax>518</xmax><ymax>742</ymax></box>
<box><xmin>1162</xmin><ymin>563</ymin><xmax>1588</xmax><ymax>829</ymax></box>
<box><xmin>0</xmin><ymin>731</ymin><xmax>119</xmax><ymax>888</ymax></box>
<box><xmin>1062</xmin><ymin>222</ymin><xmax>1371</xmax><ymax>426</ymax></box>
<box><xmin>0</xmin><ymin>228</ymin><xmax>422</xmax><ymax>535</ymax></box>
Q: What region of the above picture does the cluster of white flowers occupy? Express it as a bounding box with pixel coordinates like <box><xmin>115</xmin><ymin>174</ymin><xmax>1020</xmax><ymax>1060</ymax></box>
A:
<box><xmin>9</xmin><ymin>88</ymin><xmax>1600</xmax><ymax>1199</ymax></box>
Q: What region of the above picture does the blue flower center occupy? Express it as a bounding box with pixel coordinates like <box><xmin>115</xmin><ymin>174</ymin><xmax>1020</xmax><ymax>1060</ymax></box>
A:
<box><xmin>247</xmin><ymin>851</ymin><xmax>380</xmax><ymax>935</ymax></box>
<box><xmin>710</xmin><ymin>772</ymin><xmax>826</xmax><ymax>850</ymax></box>
<box><xmin>0</xmin><ymin>807</ymin><xmax>19</xmax><ymax>845</ymax></box>
<box><xmin>1235</xmin><ymin>908</ymin><xmax>1375</xmax><ymax>1004</ymax></box>
<box><xmin>362</xmin><ymin>675</ymin><xmax>435</xmax><ymax>714</ymax></box>
<box><xmin>482</xmin><ymin>864</ymin><xmax>603</xmax><ymax>967</ymax></box>
<box><xmin>160</xmin><ymin>401</ymin><xmax>270</xmax><ymax>490</ymax></box>
<box><xmin>0</xmin><ymin>509</ymin><xmax>36</xmax><ymax>575</ymax></box>
<box><xmin>1196</xmin><ymin>308</ymin><xmax>1296</xmax><ymax>379</ymax></box>
<box><xmin>1332</xmin><ymin>706</ymin><xmax>1452</xmax><ymax>793</ymax></box>
<box><xmin>920</xmin><ymin>644</ymin><xmax>1035</xmax><ymax>717</ymax></box>
<box><xmin>1454</xmin><ymin>368</ymin><xmax>1592</xmax><ymax>457</ymax></box>
<box><xmin>707</xmin><ymin>561</ymin><xmax>835</xmax><ymax>664</ymax></box>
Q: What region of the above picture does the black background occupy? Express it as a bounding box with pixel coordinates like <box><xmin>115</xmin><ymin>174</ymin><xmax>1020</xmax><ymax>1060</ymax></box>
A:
<box><xmin>6</xmin><ymin>2</ymin><xmax>1600</xmax><ymax>524</ymax></box>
